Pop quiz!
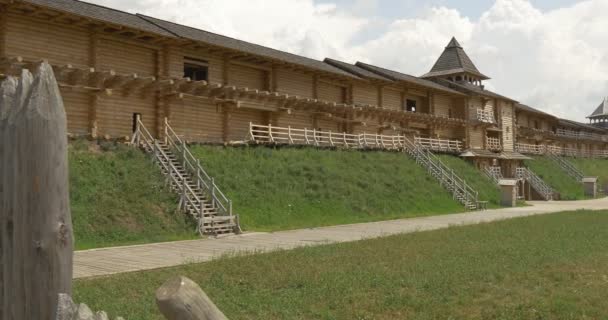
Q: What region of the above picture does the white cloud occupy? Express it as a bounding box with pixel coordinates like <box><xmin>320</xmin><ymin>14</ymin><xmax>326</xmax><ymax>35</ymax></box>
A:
<box><xmin>91</xmin><ymin>0</ymin><xmax>608</xmax><ymax>121</ymax></box>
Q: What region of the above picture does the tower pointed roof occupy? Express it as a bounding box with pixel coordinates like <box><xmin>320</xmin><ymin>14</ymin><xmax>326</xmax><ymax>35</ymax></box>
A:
<box><xmin>588</xmin><ymin>97</ymin><xmax>608</xmax><ymax>119</ymax></box>
<box><xmin>422</xmin><ymin>37</ymin><xmax>490</xmax><ymax>80</ymax></box>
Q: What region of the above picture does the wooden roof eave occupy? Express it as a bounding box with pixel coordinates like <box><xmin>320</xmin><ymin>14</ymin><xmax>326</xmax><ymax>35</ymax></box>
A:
<box><xmin>9</xmin><ymin>1</ymin><xmax>175</xmax><ymax>44</ymax></box>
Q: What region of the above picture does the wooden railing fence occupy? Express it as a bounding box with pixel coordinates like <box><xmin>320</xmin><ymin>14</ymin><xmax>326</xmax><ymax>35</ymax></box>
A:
<box><xmin>250</xmin><ymin>123</ymin><xmax>463</xmax><ymax>153</ymax></box>
<box><xmin>515</xmin><ymin>143</ymin><xmax>608</xmax><ymax>158</ymax></box>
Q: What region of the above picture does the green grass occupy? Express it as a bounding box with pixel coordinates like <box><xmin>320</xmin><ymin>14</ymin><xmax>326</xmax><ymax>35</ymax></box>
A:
<box><xmin>436</xmin><ymin>155</ymin><xmax>501</xmax><ymax>207</ymax></box>
<box><xmin>570</xmin><ymin>157</ymin><xmax>608</xmax><ymax>190</ymax></box>
<box><xmin>524</xmin><ymin>156</ymin><xmax>585</xmax><ymax>200</ymax></box>
<box><xmin>70</xmin><ymin>140</ymin><xmax>196</xmax><ymax>250</ymax></box>
<box><xmin>74</xmin><ymin>210</ymin><xmax>608</xmax><ymax>319</ymax></box>
<box><xmin>189</xmin><ymin>145</ymin><xmax>472</xmax><ymax>232</ymax></box>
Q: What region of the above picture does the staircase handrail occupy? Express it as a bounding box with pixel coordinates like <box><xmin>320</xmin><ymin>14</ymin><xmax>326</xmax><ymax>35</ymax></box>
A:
<box><xmin>133</xmin><ymin>118</ymin><xmax>208</xmax><ymax>231</ymax></box>
<box><xmin>484</xmin><ymin>166</ymin><xmax>502</xmax><ymax>184</ymax></box>
<box><xmin>425</xmin><ymin>149</ymin><xmax>479</xmax><ymax>203</ymax></box>
<box><xmin>547</xmin><ymin>152</ymin><xmax>584</xmax><ymax>181</ymax></box>
<box><xmin>403</xmin><ymin>136</ymin><xmax>479</xmax><ymax>208</ymax></box>
<box><xmin>516</xmin><ymin>167</ymin><xmax>553</xmax><ymax>200</ymax></box>
<box><xmin>163</xmin><ymin>118</ymin><xmax>233</xmax><ymax>217</ymax></box>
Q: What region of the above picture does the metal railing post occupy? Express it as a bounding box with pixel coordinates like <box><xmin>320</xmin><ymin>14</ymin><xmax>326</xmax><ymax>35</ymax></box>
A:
<box><xmin>196</xmin><ymin>160</ymin><xmax>201</xmax><ymax>190</ymax></box>
<box><xmin>164</xmin><ymin>117</ymin><xmax>169</xmax><ymax>145</ymax></box>
<box><xmin>211</xmin><ymin>178</ymin><xmax>216</xmax><ymax>207</ymax></box>
<box><xmin>181</xmin><ymin>171</ymin><xmax>187</xmax><ymax>211</ymax></box>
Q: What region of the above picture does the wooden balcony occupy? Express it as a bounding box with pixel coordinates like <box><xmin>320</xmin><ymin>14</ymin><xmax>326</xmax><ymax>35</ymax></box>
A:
<box><xmin>476</xmin><ymin>109</ymin><xmax>496</xmax><ymax>124</ymax></box>
<box><xmin>486</xmin><ymin>137</ymin><xmax>502</xmax><ymax>151</ymax></box>
<box><xmin>516</xmin><ymin>143</ymin><xmax>608</xmax><ymax>158</ymax></box>
<box><xmin>414</xmin><ymin>137</ymin><xmax>463</xmax><ymax>153</ymax></box>
<box><xmin>515</xmin><ymin>143</ymin><xmax>545</xmax><ymax>155</ymax></box>
<box><xmin>555</xmin><ymin>128</ymin><xmax>608</xmax><ymax>142</ymax></box>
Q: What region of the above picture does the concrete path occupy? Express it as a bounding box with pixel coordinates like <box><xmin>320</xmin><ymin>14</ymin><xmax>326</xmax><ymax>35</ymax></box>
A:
<box><xmin>74</xmin><ymin>198</ymin><xmax>608</xmax><ymax>279</ymax></box>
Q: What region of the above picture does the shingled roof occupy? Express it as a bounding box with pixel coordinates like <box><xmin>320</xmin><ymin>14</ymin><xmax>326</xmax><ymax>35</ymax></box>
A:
<box><xmin>137</xmin><ymin>15</ymin><xmax>360</xmax><ymax>80</ymax></box>
<box><xmin>588</xmin><ymin>97</ymin><xmax>608</xmax><ymax>118</ymax></box>
<box><xmin>422</xmin><ymin>37</ymin><xmax>489</xmax><ymax>80</ymax></box>
<box><xmin>353</xmin><ymin>62</ymin><xmax>465</xmax><ymax>96</ymax></box>
<box><xmin>514</xmin><ymin>104</ymin><xmax>556</xmax><ymax>118</ymax></box>
<box><xmin>323</xmin><ymin>58</ymin><xmax>391</xmax><ymax>81</ymax></box>
<box><xmin>559</xmin><ymin>118</ymin><xmax>607</xmax><ymax>133</ymax></box>
<box><xmin>22</xmin><ymin>0</ymin><xmax>176</xmax><ymax>37</ymax></box>
<box><xmin>433</xmin><ymin>79</ymin><xmax>517</xmax><ymax>102</ymax></box>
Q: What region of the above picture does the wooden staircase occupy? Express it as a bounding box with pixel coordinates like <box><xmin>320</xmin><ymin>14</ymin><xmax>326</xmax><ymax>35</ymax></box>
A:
<box><xmin>516</xmin><ymin>167</ymin><xmax>554</xmax><ymax>201</ymax></box>
<box><xmin>547</xmin><ymin>152</ymin><xmax>584</xmax><ymax>182</ymax></box>
<box><xmin>132</xmin><ymin>117</ymin><xmax>241</xmax><ymax>236</ymax></box>
<box><xmin>484</xmin><ymin>166</ymin><xmax>503</xmax><ymax>184</ymax></box>
<box><xmin>403</xmin><ymin>137</ymin><xmax>481</xmax><ymax>210</ymax></box>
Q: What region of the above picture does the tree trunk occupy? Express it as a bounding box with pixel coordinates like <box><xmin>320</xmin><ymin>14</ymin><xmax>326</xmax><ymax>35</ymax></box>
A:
<box><xmin>1</xmin><ymin>63</ymin><xmax>74</xmax><ymax>320</ymax></box>
<box><xmin>156</xmin><ymin>276</ymin><xmax>228</xmax><ymax>320</ymax></box>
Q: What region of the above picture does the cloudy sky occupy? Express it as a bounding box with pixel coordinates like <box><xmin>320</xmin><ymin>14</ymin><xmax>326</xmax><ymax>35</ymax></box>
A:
<box><xmin>92</xmin><ymin>0</ymin><xmax>608</xmax><ymax>122</ymax></box>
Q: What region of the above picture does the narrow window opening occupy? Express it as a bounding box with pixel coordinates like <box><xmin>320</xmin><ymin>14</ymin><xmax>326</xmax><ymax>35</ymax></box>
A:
<box><xmin>405</xmin><ymin>99</ymin><xmax>417</xmax><ymax>113</ymax></box>
<box><xmin>184</xmin><ymin>57</ymin><xmax>209</xmax><ymax>81</ymax></box>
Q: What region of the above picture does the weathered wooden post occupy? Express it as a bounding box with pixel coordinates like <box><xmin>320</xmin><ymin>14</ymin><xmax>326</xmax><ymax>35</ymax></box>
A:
<box><xmin>0</xmin><ymin>74</ymin><xmax>19</xmax><ymax>320</ymax></box>
<box><xmin>0</xmin><ymin>63</ymin><xmax>74</xmax><ymax>319</ymax></box>
<box><xmin>156</xmin><ymin>276</ymin><xmax>228</xmax><ymax>320</ymax></box>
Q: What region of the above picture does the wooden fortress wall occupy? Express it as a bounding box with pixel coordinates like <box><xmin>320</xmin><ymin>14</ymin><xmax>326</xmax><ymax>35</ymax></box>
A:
<box><xmin>1</xmin><ymin>9</ymin><xmax>605</xmax><ymax>153</ymax></box>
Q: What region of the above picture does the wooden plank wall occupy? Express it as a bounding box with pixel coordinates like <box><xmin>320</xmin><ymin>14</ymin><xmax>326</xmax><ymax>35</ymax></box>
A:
<box><xmin>97</xmin><ymin>94</ymin><xmax>156</xmax><ymax>138</ymax></box>
<box><xmin>97</xmin><ymin>38</ymin><xmax>156</xmax><ymax>76</ymax></box>
<box><xmin>469</xmin><ymin>127</ymin><xmax>484</xmax><ymax>149</ymax></box>
<box><xmin>468</xmin><ymin>98</ymin><xmax>483</xmax><ymax>121</ymax></box>
<box><xmin>4</xmin><ymin>13</ymin><xmax>89</xmax><ymax>67</ymax></box>
<box><xmin>316</xmin><ymin>117</ymin><xmax>340</xmax><ymax>132</ymax></box>
<box><xmin>228</xmin><ymin>63</ymin><xmax>267</xmax><ymax>90</ymax></box>
<box><xmin>276</xmin><ymin>68</ymin><xmax>313</xmax><ymax>98</ymax></box>
<box><xmin>170</xmin><ymin>97</ymin><xmax>224</xmax><ymax>143</ymax></box>
<box><xmin>382</xmin><ymin>87</ymin><xmax>402</xmax><ymax>110</ymax></box>
<box><xmin>227</xmin><ymin>109</ymin><xmax>265</xmax><ymax>141</ymax></box>
<box><xmin>61</xmin><ymin>89</ymin><xmax>90</xmax><ymax>135</ymax></box>
<box><xmin>317</xmin><ymin>81</ymin><xmax>345</xmax><ymax>103</ymax></box>
<box><xmin>434</xmin><ymin>94</ymin><xmax>452</xmax><ymax>118</ymax></box>
<box><xmin>276</xmin><ymin>111</ymin><xmax>313</xmax><ymax>128</ymax></box>
<box><xmin>500</xmin><ymin>101</ymin><xmax>514</xmax><ymax>151</ymax></box>
<box><xmin>353</xmin><ymin>83</ymin><xmax>378</xmax><ymax>106</ymax></box>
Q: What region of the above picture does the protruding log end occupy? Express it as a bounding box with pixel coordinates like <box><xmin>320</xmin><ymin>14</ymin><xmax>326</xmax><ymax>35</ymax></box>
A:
<box><xmin>156</xmin><ymin>276</ymin><xmax>228</xmax><ymax>320</ymax></box>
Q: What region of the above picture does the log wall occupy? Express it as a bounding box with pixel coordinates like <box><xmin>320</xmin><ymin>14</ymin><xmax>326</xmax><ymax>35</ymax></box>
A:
<box><xmin>96</xmin><ymin>93</ymin><xmax>156</xmax><ymax>138</ymax></box>
<box><xmin>228</xmin><ymin>63</ymin><xmax>267</xmax><ymax>90</ymax></box>
<box><xmin>317</xmin><ymin>81</ymin><xmax>345</xmax><ymax>103</ymax></box>
<box><xmin>61</xmin><ymin>89</ymin><xmax>90</xmax><ymax>136</ymax></box>
<box><xmin>276</xmin><ymin>68</ymin><xmax>313</xmax><ymax>98</ymax></box>
<box><xmin>170</xmin><ymin>97</ymin><xmax>224</xmax><ymax>143</ymax></box>
<box><xmin>382</xmin><ymin>87</ymin><xmax>402</xmax><ymax>110</ymax></box>
<box><xmin>1</xmin><ymin>10</ymin><xmax>605</xmax><ymax>152</ymax></box>
<box><xmin>276</xmin><ymin>111</ymin><xmax>313</xmax><ymax>128</ymax></box>
<box><xmin>97</xmin><ymin>38</ymin><xmax>157</xmax><ymax>76</ymax></box>
<box><xmin>227</xmin><ymin>108</ymin><xmax>265</xmax><ymax>141</ymax></box>
<box><xmin>4</xmin><ymin>13</ymin><xmax>89</xmax><ymax>67</ymax></box>
<box><xmin>353</xmin><ymin>83</ymin><xmax>378</xmax><ymax>106</ymax></box>
<box><xmin>500</xmin><ymin>101</ymin><xmax>514</xmax><ymax>152</ymax></box>
<box><xmin>434</xmin><ymin>94</ymin><xmax>452</xmax><ymax>118</ymax></box>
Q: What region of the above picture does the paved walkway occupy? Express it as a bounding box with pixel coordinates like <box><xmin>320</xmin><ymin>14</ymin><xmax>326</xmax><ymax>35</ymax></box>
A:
<box><xmin>74</xmin><ymin>198</ymin><xmax>608</xmax><ymax>279</ymax></box>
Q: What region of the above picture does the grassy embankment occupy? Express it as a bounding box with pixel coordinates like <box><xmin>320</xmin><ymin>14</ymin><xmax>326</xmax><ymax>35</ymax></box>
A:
<box><xmin>189</xmin><ymin>146</ymin><xmax>499</xmax><ymax>232</ymax></box>
<box><xmin>70</xmin><ymin>140</ymin><xmax>196</xmax><ymax>250</ymax></box>
<box><xmin>74</xmin><ymin>210</ymin><xmax>608</xmax><ymax>319</ymax></box>
<box><xmin>570</xmin><ymin>157</ymin><xmax>608</xmax><ymax>191</ymax></box>
<box><xmin>436</xmin><ymin>154</ymin><xmax>501</xmax><ymax>208</ymax></box>
<box><xmin>524</xmin><ymin>156</ymin><xmax>585</xmax><ymax>200</ymax></box>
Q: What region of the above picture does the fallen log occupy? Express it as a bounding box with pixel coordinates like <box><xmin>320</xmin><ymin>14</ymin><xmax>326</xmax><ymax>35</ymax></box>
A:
<box><xmin>156</xmin><ymin>276</ymin><xmax>229</xmax><ymax>320</ymax></box>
